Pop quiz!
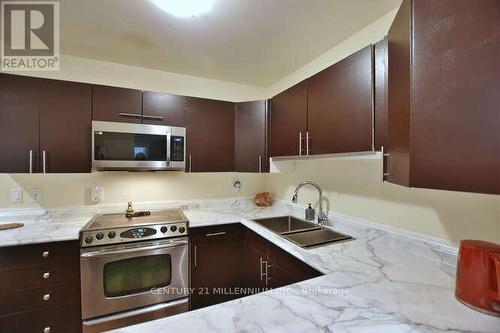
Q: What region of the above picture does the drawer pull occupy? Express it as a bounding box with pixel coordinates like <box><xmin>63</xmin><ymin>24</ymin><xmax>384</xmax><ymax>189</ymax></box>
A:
<box><xmin>43</xmin><ymin>293</ymin><xmax>51</xmax><ymax>301</ymax></box>
<box><xmin>205</xmin><ymin>231</ymin><xmax>226</xmax><ymax>237</ymax></box>
<box><xmin>42</xmin><ymin>251</ymin><xmax>50</xmax><ymax>258</ymax></box>
<box><xmin>43</xmin><ymin>327</ymin><xmax>51</xmax><ymax>333</ymax></box>
<box><xmin>43</xmin><ymin>272</ymin><xmax>51</xmax><ymax>279</ymax></box>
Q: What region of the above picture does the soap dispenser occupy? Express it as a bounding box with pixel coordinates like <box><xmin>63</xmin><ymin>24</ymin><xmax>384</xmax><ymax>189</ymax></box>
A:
<box><xmin>305</xmin><ymin>203</ymin><xmax>315</xmax><ymax>221</ymax></box>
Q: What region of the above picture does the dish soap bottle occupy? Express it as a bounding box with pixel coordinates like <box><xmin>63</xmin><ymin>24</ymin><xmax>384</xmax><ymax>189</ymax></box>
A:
<box><xmin>305</xmin><ymin>203</ymin><xmax>315</xmax><ymax>221</ymax></box>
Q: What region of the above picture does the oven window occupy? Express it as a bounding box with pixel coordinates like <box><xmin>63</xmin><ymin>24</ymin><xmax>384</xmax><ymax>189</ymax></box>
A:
<box><xmin>103</xmin><ymin>254</ymin><xmax>171</xmax><ymax>297</ymax></box>
<box><xmin>94</xmin><ymin>131</ymin><xmax>167</xmax><ymax>161</ymax></box>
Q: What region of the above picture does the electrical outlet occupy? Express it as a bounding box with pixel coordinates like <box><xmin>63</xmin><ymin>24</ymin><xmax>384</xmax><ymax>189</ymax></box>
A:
<box><xmin>90</xmin><ymin>186</ymin><xmax>104</xmax><ymax>203</ymax></box>
<box><xmin>10</xmin><ymin>189</ymin><xmax>23</xmax><ymax>203</ymax></box>
<box><xmin>29</xmin><ymin>188</ymin><xmax>42</xmax><ymax>203</ymax></box>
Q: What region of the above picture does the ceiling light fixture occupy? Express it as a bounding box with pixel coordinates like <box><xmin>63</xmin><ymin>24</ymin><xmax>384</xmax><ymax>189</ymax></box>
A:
<box><xmin>149</xmin><ymin>0</ymin><xmax>215</xmax><ymax>18</ymax></box>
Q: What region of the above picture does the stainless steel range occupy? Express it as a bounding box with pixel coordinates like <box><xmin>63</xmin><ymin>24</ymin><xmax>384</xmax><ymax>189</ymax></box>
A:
<box><xmin>79</xmin><ymin>208</ymin><xmax>189</xmax><ymax>333</ymax></box>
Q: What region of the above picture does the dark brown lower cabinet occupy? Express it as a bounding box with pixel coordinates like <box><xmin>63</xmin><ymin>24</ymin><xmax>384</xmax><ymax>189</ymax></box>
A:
<box><xmin>0</xmin><ymin>241</ymin><xmax>81</xmax><ymax>333</ymax></box>
<box><xmin>190</xmin><ymin>224</ymin><xmax>243</xmax><ymax>309</ymax></box>
<box><xmin>189</xmin><ymin>224</ymin><xmax>322</xmax><ymax>309</ymax></box>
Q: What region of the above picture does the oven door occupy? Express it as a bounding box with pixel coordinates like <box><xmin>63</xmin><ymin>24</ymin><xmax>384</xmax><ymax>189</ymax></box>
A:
<box><xmin>92</xmin><ymin>121</ymin><xmax>170</xmax><ymax>171</ymax></box>
<box><xmin>80</xmin><ymin>238</ymin><xmax>188</xmax><ymax>319</ymax></box>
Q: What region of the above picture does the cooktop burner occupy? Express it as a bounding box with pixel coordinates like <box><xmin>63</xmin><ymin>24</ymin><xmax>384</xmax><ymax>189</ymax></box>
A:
<box><xmin>80</xmin><ymin>209</ymin><xmax>189</xmax><ymax>247</ymax></box>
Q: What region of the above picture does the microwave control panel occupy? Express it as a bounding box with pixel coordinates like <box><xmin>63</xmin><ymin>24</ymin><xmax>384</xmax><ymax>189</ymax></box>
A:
<box><xmin>170</xmin><ymin>136</ymin><xmax>185</xmax><ymax>162</ymax></box>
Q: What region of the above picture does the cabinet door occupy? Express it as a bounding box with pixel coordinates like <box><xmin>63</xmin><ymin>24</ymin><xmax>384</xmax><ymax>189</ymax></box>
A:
<box><xmin>267</xmin><ymin>243</ymin><xmax>321</xmax><ymax>288</ymax></box>
<box><xmin>190</xmin><ymin>224</ymin><xmax>242</xmax><ymax>310</ymax></box>
<box><xmin>92</xmin><ymin>85</ymin><xmax>142</xmax><ymax>123</ymax></box>
<box><xmin>0</xmin><ymin>74</ymin><xmax>40</xmax><ymax>173</ymax></box>
<box><xmin>374</xmin><ymin>37</ymin><xmax>388</xmax><ymax>151</ymax></box>
<box><xmin>387</xmin><ymin>0</ymin><xmax>412</xmax><ymax>187</ymax></box>
<box><xmin>185</xmin><ymin>97</ymin><xmax>235</xmax><ymax>172</ymax></box>
<box><xmin>242</xmin><ymin>228</ymin><xmax>268</xmax><ymax>291</ymax></box>
<box><xmin>410</xmin><ymin>0</ymin><xmax>500</xmax><ymax>194</ymax></box>
<box><xmin>235</xmin><ymin>100</ymin><xmax>268</xmax><ymax>173</ymax></box>
<box><xmin>39</xmin><ymin>79</ymin><xmax>92</xmax><ymax>173</ymax></box>
<box><xmin>307</xmin><ymin>46</ymin><xmax>373</xmax><ymax>155</ymax></box>
<box><xmin>270</xmin><ymin>81</ymin><xmax>307</xmax><ymax>157</ymax></box>
<box><xmin>142</xmin><ymin>91</ymin><xmax>186</xmax><ymax>127</ymax></box>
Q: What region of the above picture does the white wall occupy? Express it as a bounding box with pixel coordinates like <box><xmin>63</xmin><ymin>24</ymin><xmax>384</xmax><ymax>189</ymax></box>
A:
<box><xmin>7</xmin><ymin>54</ymin><xmax>268</xmax><ymax>102</ymax></box>
<box><xmin>263</xmin><ymin>159</ymin><xmax>500</xmax><ymax>243</ymax></box>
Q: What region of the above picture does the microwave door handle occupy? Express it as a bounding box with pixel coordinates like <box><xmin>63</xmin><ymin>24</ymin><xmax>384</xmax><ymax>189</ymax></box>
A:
<box><xmin>166</xmin><ymin>132</ymin><xmax>172</xmax><ymax>167</ymax></box>
<box><xmin>80</xmin><ymin>240</ymin><xmax>188</xmax><ymax>258</ymax></box>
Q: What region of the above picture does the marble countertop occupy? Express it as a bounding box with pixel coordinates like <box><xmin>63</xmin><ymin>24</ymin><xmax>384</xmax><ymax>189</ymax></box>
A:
<box><xmin>0</xmin><ymin>209</ymin><xmax>95</xmax><ymax>247</ymax></box>
<box><xmin>1</xmin><ymin>199</ymin><xmax>498</xmax><ymax>332</ymax></box>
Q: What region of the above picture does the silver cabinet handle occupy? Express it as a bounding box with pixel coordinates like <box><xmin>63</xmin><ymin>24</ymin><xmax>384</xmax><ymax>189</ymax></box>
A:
<box><xmin>142</xmin><ymin>114</ymin><xmax>164</xmax><ymax>120</ymax></box>
<box><xmin>259</xmin><ymin>257</ymin><xmax>265</xmax><ymax>281</ymax></box>
<box><xmin>119</xmin><ymin>112</ymin><xmax>142</xmax><ymax>118</ymax></box>
<box><xmin>205</xmin><ymin>231</ymin><xmax>226</xmax><ymax>237</ymax></box>
<box><xmin>43</xmin><ymin>272</ymin><xmax>50</xmax><ymax>279</ymax></box>
<box><xmin>381</xmin><ymin>146</ymin><xmax>390</xmax><ymax>180</ymax></box>
<box><xmin>194</xmin><ymin>245</ymin><xmax>197</xmax><ymax>268</ymax></box>
<box><xmin>42</xmin><ymin>251</ymin><xmax>50</xmax><ymax>258</ymax></box>
<box><xmin>189</xmin><ymin>154</ymin><xmax>192</xmax><ymax>172</ymax></box>
<box><xmin>305</xmin><ymin>132</ymin><xmax>308</xmax><ymax>155</ymax></box>
<box><xmin>29</xmin><ymin>150</ymin><xmax>33</xmax><ymax>173</ymax></box>
<box><xmin>43</xmin><ymin>327</ymin><xmax>51</xmax><ymax>333</ymax></box>
<box><xmin>258</xmin><ymin>155</ymin><xmax>262</xmax><ymax>173</ymax></box>
<box><xmin>42</xmin><ymin>150</ymin><xmax>46</xmax><ymax>173</ymax></box>
<box><xmin>298</xmin><ymin>132</ymin><xmax>302</xmax><ymax>155</ymax></box>
<box><xmin>43</xmin><ymin>293</ymin><xmax>50</xmax><ymax>301</ymax></box>
<box><xmin>265</xmin><ymin>261</ymin><xmax>271</xmax><ymax>286</ymax></box>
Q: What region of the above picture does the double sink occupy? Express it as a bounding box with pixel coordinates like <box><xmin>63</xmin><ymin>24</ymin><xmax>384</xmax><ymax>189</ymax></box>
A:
<box><xmin>252</xmin><ymin>216</ymin><xmax>352</xmax><ymax>248</ymax></box>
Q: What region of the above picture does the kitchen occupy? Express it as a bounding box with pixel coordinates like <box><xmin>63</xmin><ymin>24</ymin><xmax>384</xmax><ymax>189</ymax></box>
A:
<box><xmin>0</xmin><ymin>0</ymin><xmax>499</xmax><ymax>332</ymax></box>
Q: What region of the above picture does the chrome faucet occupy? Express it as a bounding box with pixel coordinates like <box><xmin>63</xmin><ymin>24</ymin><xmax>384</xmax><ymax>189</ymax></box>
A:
<box><xmin>291</xmin><ymin>181</ymin><xmax>328</xmax><ymax>225</ymax></box>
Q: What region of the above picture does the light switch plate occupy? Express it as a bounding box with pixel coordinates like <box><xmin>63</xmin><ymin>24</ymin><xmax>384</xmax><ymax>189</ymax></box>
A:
<box><xmin>29</xmin><ymin>188</ymin><xmax>42</xmax><ymax>203</ymax></box>
<box><xmin>90</xmin><ymin>186</ymin><xmax>104</xmax><ymax>203</ymax></box>
<box><xmin>10</xmin><ymin>189</ymin><xmax>23</xmax><ymax>203</ymax></box>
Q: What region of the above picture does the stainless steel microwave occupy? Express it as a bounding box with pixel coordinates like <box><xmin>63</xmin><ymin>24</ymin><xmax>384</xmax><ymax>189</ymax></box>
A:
<box><xmin>92</xmin><ymin>121</ymin><xmax>186</xmax><ymax>171</ymax></box>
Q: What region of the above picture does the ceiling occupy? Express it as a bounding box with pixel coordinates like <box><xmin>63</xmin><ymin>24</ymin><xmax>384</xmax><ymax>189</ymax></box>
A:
<box><xmin>60</xmin><ymin>0</ymin><xmax>401</xmax><ymax>87</ymax></box>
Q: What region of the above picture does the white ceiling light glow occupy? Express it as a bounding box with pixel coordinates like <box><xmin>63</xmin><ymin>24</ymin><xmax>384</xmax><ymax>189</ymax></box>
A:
<box><xmin>150</xmin><ymin>0</ymin><xmax>215</xmax><ymax>18</ymax></box>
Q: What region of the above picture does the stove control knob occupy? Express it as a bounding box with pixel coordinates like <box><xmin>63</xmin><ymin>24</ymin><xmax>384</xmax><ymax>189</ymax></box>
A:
<box><xmin>96</xmin><ymin>232</ymin><xmax>104</xmax><ymax>240</ymax></box>
<box><xmin>108</xmin><ymin>231</ymin><xmax>116</xmax><ymax>239</ymax></box>
<box><xmin>178</xmin><ymin>227</ymin><xmax>186</xmax><ymax>234</ymax></box>
<box><xmin>160</xmin><ymin>226</ymin><xmax>168</xmax><ymax>233</ymax></box>
<box><xmin>170</xmin><ymin>225</ymin><xmax>177</xmax><ymax>232</ymax></box>
<box><xmin>84</xmin><ymin>236</ymin><xmax>93</xmax><ymax>244</ymax></box>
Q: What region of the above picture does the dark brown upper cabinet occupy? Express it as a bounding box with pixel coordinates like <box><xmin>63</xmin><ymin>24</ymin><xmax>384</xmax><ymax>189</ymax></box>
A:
<box><xmin>374</xmin><ymin>37</ymin><xmax>388</xmax><ymax>152</ymax></box>
<box><xmin>0</xmin><ymin>74</ymin><xmax>92</xmax><ymax>174</ymax></box>
<box><xmin>0</xmin><ymin>74</ymin><xmax>40</xmax><ymax>173</ymax></box>
<box><xmin>185</xmin><ymin>97</ymin><xmax>235</xmax><ymax>172</ymax></box>
<box><xmin>142</xmin><ymin>91</ymin><xmax>186</xmax><ymax>127</ymax></box>
<box><xmin>388</xmin><ymin>0</ymin><xmax>500</xmax><ymax>194</ymax></box>
<box><xmin>92</xmin><ymin>85</ymin><xmax>142</xmax><ymax>123</ymax></box>
<box><xmin>235</xmin><ymin>100</ymin><xmax>268</xmax><ymax>173</ymax></box>
<box><xmin>307</xmin><ymin>46</ymin><xmax>373</xmax><ymax>155</ymax></box>
<box><xmin>270</xmin><ymin>81</ymin><xmax>308</xmax><ymax>157</ymax></box>
<box><xmin>40</xmin><ymin>79</ymin><xmax>92</xmax><ymax>173</ymax></box>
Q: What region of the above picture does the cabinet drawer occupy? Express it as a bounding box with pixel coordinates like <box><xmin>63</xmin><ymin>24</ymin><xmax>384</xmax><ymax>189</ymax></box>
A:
<box><xmin>0</xmin><ymin>303</ymin><xmax>81</xmax><ymax>333</ymax></box>
<box><xmin>0</xmin><ymin>282</ymin><xmax>80</xmax><ymax>315</ymax></box>
<box><xmin>0</xmin><ymin>241</ymin><xmax>79</xmax><ymax>269</ymax></box>
<box><xmin>190</xmin><ymin>223</ymin><xmax>242</xmax><ymax>243</ymax></box>
<box><xmin>0</xmin><ymin>263</ymin><xmax>79</xmax><ymax>293</ymax></box>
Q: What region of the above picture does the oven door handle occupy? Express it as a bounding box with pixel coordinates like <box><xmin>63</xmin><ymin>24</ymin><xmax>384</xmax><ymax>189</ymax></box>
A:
<box><xmin>81</xmin><ymin>240</ymin><xmax>188</xmax><ymax>258</ymax></box>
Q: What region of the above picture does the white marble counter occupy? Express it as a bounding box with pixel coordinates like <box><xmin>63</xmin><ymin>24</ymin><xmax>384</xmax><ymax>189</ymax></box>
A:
<box><xmin>1</xmin><ymin>199</ymin><xmax>498</xmax><ymax>332</ymax></box>
<box><xmin>0</xmin><ymin>209</ymin><xmax>95</xmax><ymax>247</ymax></box>
<box><xmin>113</xmin><ymin>201</ymin><xmax>499</xmax><ymax>333</ymax></box>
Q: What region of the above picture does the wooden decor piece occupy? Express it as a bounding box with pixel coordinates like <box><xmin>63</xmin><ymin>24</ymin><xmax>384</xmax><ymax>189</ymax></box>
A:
<box><xmin>0</xmin><ymin>223</ymin><xmax>24</xmax><ymax>231</ymax></box>
<box><xmin>254</xmin><ymin>192</ymin><xmax>272</xmax><ymax>207</ymax></box>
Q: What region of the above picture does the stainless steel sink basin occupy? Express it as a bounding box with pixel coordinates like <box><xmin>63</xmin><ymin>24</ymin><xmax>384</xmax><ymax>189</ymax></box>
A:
<box><xmin>252</xmin><ymin>216</ymin><xmax>320</xmax><ymax>235</ymax></box>
<box><xmin>284</xmin><ymin>228</ymin><xmax>352</xmax><ymax>248</ymax></box>
<box><xmin>252</xmin><ymin>216</ymin><xmax>353</xmax><ymax>248</ymax></box>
